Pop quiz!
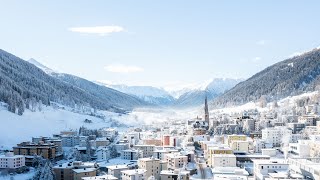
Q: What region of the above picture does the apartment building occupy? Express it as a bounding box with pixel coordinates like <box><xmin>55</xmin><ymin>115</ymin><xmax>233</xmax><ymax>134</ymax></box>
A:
<box><xmin>0</xmin><ymin>152</ymin><xmax>25</xmax><ymax>169</ymax></box>
<box><xmin>13</xmin><ymin>142</ymin><xmax>57</xmax><ymax>165</ymax></box>
<box><xmin>106</xmin><ymin>165</ymin><xmax>129</xmax><ymax>179</ymax></box>
<box><xmin>121</xmin><ymin>169</ymin><xmax>146</xmax><ymax>180</ymax></box>
<box><xmin>133</xmin><ymin>145</ymin><xmax>155</xmax><ymax>158</ymax></box>
<box><xmin>165</xmin><ymin>153</ymin><xmax>188</xmax><ymax>170</ymax></box>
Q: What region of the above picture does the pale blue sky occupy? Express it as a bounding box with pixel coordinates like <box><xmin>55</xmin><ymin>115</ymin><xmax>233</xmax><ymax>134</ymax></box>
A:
<box><xmin>1</xmin><ymin>1</ymin><xmax>320</xmax><ymax>89</ymax></box>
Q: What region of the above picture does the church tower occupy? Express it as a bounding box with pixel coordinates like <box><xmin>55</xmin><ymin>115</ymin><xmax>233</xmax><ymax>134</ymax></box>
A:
<box><xmin>204</xmin><ymin>96</ymin><xmax>209</xmax><ymax>123</ymax></box>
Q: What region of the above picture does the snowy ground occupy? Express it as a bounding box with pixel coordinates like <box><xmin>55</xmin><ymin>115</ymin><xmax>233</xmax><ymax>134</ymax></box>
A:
<box><xmin>0</xmin><ymin>106</ymin><xmax>115</xmax><ymax>149</ymax></box>
<box><xmin>0</xmin><ymin>168</ymin><xmax>35</xmax><ymax>180</ymax></box>
<box><xmin>211</xmin><ymin>90</ymin><xmax>319</xmax><ymax>114</ymax></box>
<box><xmin>0</xmin><ymin>103</ymin><xmax>200</xmax><ymax>150</ymax></box>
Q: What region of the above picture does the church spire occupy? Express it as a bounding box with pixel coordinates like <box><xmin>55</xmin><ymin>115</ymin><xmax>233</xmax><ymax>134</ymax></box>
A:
<box><xmin>204</xmin><ymin>96</ymin><xmax>209</xmax><ymax>122</ymax></box>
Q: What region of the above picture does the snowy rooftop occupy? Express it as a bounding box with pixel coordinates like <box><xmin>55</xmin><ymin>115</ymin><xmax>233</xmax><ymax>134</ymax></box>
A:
<box><xmin>72</xmin><ymin>167</ymin><xmax>97</xmax><ymax>174</ymax></box>
<box><xmin>121</xmin><ymin>169</ymin><xmax>146</xmax><ymax>175</ymax></box>
<box><xmin>106</xmin><ymin>164</ymin><xmax>129</xmax><ymax>170</ymax></box>
<box><xmin>82</xmin><ymin>175</ymin><xmax>118</xmax><ymax>180</ymax></box>
<box><xmin>212</xmin><ymin>167</ymin><xmax>249</xmax><ymax>176</ymax></box>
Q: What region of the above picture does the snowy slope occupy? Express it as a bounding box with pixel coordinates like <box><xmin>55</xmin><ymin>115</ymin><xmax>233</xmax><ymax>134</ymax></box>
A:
<box><xmin>27</xmin><ymin>58</ymin><xmax>56</xmax><ymax>74</ymax></box>
<box><xmin>173</xmin><ymin>78</ymin><xmax>243</xmax><ymax>107</ymax></box>
<box><xmin>0</xmin><ymin>106</ymin><xmax>112</xmax><ymax>149</ymax></box>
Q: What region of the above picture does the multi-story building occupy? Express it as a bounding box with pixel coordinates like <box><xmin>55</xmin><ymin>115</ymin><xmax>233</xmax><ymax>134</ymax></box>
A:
<box><xmin>13</xmin><ymin>142</ymin><xmax>57</xmax><ymax>165</ymax></box>
<box><xmin>138</xmin><ymin>157</ymin><xmax>163</xmax><ymax>179</ymax></box>
<box><xmin>298</xmin><ymin>115</ymin><xmax>318</xmax><ymax>126</ymax></box>
<box><xmin>253</xmin><ymin>160</ymin><xmax>289</xmax><ymax>180</ymax></box>
<box><xmin>114</xmin><ymin>141</ymin><xmax>130</xmax><ymax>153</ymax></box>
<box><xmin>121</xmin><ymin>169</ymin><xmax>146</xmax><ymax>180</ymax></box>
<box><xmin>0</xmin><ymin>152</ymin><xmax>25</xmax><ymax>169</ymax></box>
<box><xmin>143</xmin><ymin>139</ymin><xmax>162</xmax><ymax>146</ymax></box>
<box><xmin>133</xmin><ymin>145</ymin><xmax>155</xmax><ymax>158</ymax></box>
<box><xmin>287</xmin><ymin>123</ymin><xmax>306</xmax><ymax>134</ymax></box>
<box><xmin>230</xmin><ymin>140</ymin><xmax>250</xmax><ymax>153</ymax></box>
<box><xmin>160</xmin><ymin>170</ymin><xmax>190</xmax><ymax>180</ymax></box>
<box><xmin>106</xmin><ymin>165</ymin><xmax>129</xmax><ymax>179</ymax></box>
<box><xmin>96</xmin><ymin>146</ymin><xmax>111</xmax><ymax>161</ymax></box>
<box><xmin>210</xmin><ymin>154</ymin><xmax>236</xmax><ymax>168</ymax></box>
<box><xmin>81</xmin><ymin>175</ymin><xmax>118</xmax><ymax>180</ymax></box>
<box><xmin>99</xmin><ymin>128</ymin><xmax>117</xmax><ymax>139</ymax></box>
<box><xmin>95</xmin><ymin>137</ymin><xmax>110</xmax><ymax>148</ymax></box>
<box><xmin>53</xmin><ymin>161</ymin><xmax>98</xmax><ymax>180</ymax></box>
<box><xmin>227</xmin><ymin>135</ymin><xmax>247</xmax><ymax>146</ymax></box>
<box><xmin>121</xmin><ymin>149</ymin><xmax>141</xmax><ymax>160</ymax></box>
<box><xmin>288</xmin><ymin>140</ymin><xmax>310</xmax><ymax>158</ymax></box>
<box><xmin>73</xmin><ymin>168</ymin><xmax>97</xmax><ymax>180</ymax></box>
<box><xmin>61</xmin><ymin>135</ymin><xmax>80</xmax><ymax>147</ymax></box>
<box><xmin>165</xmin><ymin>153</ymin><xmax>188</xmax><ymax>170</ymax></box>
<box><xmin>288</xmin><ymin>158</ymin><xmax>320</xmax><ymax>180</ymax></box>
<box><xmin>261</xmin><ymin>127</ymin><xmax>292</xmax><ymax>147</ymax></box>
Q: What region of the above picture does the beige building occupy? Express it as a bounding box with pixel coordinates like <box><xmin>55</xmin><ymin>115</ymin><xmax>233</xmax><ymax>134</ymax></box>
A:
<box><xmin>73</xmin><ymin>168</ymin><xmax>97</xmax><ymax>180</ymax></box>
<box><xmin>143</xmin><ymin>139</ymin><xmax>162</xmax><ymax>146</ymax></box>
<box><xmin>227</xmin><ymin>135</ymin><xmax>247</xmax><ymax>146</ymax></box>
<box><xmin>138</xmin><ymin>158</ymin><xmax>167</xmax><ymax>179</ymax></box>
<box><xmin>165</xmin><ymin>153</ymin><xmax>188</xmax><ymax>170</ymax></box>
<box><xmin>53</xmin><ymin>161</ymin><xmax>98</xmax><ymax>180</ymax></box>
<box><xmin>230</xmin><ymin>140</ymin><xmax>250</xmax><ymax>153</ymax></box>
<box><xmin>121</xmin><ymin>169</ymin><xmax>146</xmax><ymax>180</ymax></box>
<box><xmin>106</xmin><ymin>165</ymin><xmax>129</xmax><ymax>179</ymax></box>
<box><xmin>13</xmin><ymin>142</ymin><xmax>57</xmax><ymax>165</ymax></box>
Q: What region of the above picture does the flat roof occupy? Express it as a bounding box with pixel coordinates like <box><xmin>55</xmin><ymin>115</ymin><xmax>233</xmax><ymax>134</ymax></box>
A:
<box><xmin>121</xmin><ymin>169</ymin><xmax>146</xmax><ymax>175</ymax></box>
<box><xmin>106</xmin><ymin>165</ymin><xmax>129</xmax><ymax>170</ymax></box>
<box><xmin>73</xmin><ymin>168</ymin><xmax>96</xmax><ymax>173</ymax></box>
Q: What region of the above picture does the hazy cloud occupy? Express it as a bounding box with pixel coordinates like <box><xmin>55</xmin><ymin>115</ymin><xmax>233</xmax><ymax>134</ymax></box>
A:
<box><xmin>68</xmin><ymin>26</ymin><xmax>125</xmax><ymax>35</ymax></box>
<box><xmin>104</xmin><ymin>64</ymin><xmax>144</xmax><ymax>73</ymax></box>
<box><xmin>256</xmin><ymin>40</ymin><xmax>266</xmax><ymax>45</ymax></box>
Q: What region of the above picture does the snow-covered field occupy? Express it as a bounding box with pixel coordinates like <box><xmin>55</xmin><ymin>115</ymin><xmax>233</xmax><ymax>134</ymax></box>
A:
<box><xmin>0</xmin><ymin>103</ymin><xmax>200</xmax><ymax>150</ymax></box>
<box><xmin>0</xmin><ymin>106</ymin><xmax>115</xmax><ymax>149</ymax></box>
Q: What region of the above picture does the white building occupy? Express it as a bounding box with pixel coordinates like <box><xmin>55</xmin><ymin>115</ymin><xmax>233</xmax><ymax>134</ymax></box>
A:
<box><xmin>115</xmin><ymin>142</ymin><xmax>130</xmax><ymax>153</ymax></box>
<box><xmin>0</xmin><ymin>152</ymin><xmax>25</xmax><ymax>169</ymax></box>
<box><xmin>61</xmin><ymin>135</ymin><xmax>80</xmax><ymax>147</ymax></box>
<box><xmin>81</xmin><ymin>175</ymin><xmax>118</xmax><ymax>180</ymax></box>
<box><xmin>261</xmin><ymin>149</ymin><xmax>277</xmax><ymax>157</ymax></box>
<box><xmin>133</xmin><ymin>145</ymin><xmax>155</xmax><ymax>158</ymax></box>
<box><xmin>121</xmin><ymin>169</ymin><xmax>146</xmax><ymax>180</ymax></box>
<box><xmin>253</xmin><ymin>160</ymin><xmax>289</xmax><ymax>180</ymax></box>
<box><xmin>210</xmin><ymin>154</ymin><xmax>236</xmax><ymax>168</ymax></box>
<box><xmin>288</xmin><ymin>140</ymin><xmax>310</xmax><ymax>158</ymax></box>
<box><xmin>121</xmin><ymin>149</ymin><xmax>142</xmax><ymax>160</ymax></box>
<box><xmin>100</xmin><ymin>128</ymin><xmax>117</xmax><ymax>139</ymax></box>
<box><xmin>262</xmin><ymin>127</ymin><xmax>292</xmax><ymax>147</ymax></box>
<box><xmin>96</xmin><ymin>146</ymin><xmax>111</xmax><ymax>161</ymax></box>
<box><xmin>288</xmin><ymin>158</ymin><xmax>320</xmax><ymax>180</ymax></box>
<box><xmin>106</xmin><ymin>165</ymin><xmax>129</xmax><ymax>179</ymax></box>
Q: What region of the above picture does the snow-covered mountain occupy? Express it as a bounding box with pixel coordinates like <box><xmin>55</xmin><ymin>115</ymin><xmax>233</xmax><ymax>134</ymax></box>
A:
<box><xmin>100</xmin><ymin>78</ymin><xmax>242</xmax><ymax>107</ymax></box>
<box><xmin>101</xmin><ymin>83</ymin><xmax>175</xmax><ymax>105</ymax></box>
<box><xmin>173</xmin><ymin>78</ymin><xmax>243</xmax><ymax>107</ymax></box>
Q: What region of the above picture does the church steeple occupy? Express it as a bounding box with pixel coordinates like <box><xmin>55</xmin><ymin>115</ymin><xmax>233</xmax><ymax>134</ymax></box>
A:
<box><xmin>204</xmin><ymin>96</ymin><xmax>209</xmax><ymax>122</ymax></box>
